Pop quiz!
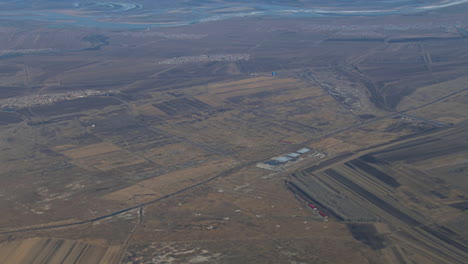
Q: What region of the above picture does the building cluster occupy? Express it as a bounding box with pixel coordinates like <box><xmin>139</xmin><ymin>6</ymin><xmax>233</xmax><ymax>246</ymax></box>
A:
<box><xmin>257</xmin><ymin>148</ymin><xmax>327</xmax><ymax>171</ymax></box>
<box><xmin>120</xmin><ymin>31</ymin><xmax>207</xmax><ymax>40</ymax></box>
<box><xmin>0</xmin><ymin>90</ymin><xmax>117</xmax><ymax>109</ymax></box>
<box><xmin>0</xmin><ymin>48</ymin><xmax>55</xmax><ymax>57</ymax></box>
<box><xmin>302</xmin><ymin>22</ymin><xmax>463</xmax><ymax>32</ymax></box>
<box><xmin>159</xmin><ymin>54</ymin><xmax>250</xmax><ymax>64</ymax></box>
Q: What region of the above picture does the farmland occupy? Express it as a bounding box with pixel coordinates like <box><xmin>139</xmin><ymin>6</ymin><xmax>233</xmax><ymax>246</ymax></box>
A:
<box><xmin>289</xmin><ymin>123</ymin><xmax>468</xmax><ymax>263</ymax></box>
<box><xmin>0</xmin><ymin>0</ymin><xmax>467</xmax><ymax>263</ymax></box>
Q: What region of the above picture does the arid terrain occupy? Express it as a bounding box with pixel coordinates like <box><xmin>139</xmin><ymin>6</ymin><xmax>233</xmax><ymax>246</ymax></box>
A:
<box><xmin>0</xmin><ymin>1</ymin><xmax>467</xmax><ymax>263</ymax></box>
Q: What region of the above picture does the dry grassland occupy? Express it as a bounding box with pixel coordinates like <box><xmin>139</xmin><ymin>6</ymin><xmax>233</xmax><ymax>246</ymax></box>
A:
<box><xmin>125</xmin><ymin>235</ymin><xmax>378</xmax><ymax>264</ymax></box>
<box><xmin>312</xmin><ymin>118</ymin><xmax>432</xmax><ymax>155</ymax></box>
<box><xmin>312</xmin><ymin>137</ymin><xmax>363</xmax><ymax>156</ymax></box>
<box><xmin>408</xmin><ymin>90</ymin><xmax>468</xmax><ymax>124</ymax></box>
<box><xmin>126</xmin><ymin>166</ymin><xmax>388</xmax><ymax>263</ymax></box>
<box><xmin>103</xmin><ymin>158</ymin><xmax>237</xmax><ymax>205</ymax></box>
<box><xmin>398</xmin><ymin>75</ymin><xmax>468</xmax><ymax>111</ymax></box>
<box><xmin>140</xmin><ymin>143</ymin><xmax>211</xmax><ymax>167</ymax></box>
<box><xmin>2</xmin><ymin>8</ymin><xmax>468</xmax><ymax>264</ymax></box>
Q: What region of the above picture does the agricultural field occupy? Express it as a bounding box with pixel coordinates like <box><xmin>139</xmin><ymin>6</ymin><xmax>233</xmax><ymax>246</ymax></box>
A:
<box><xmin>0</xmin><ymin>0</ymin><xmax>467</xmax><ymax>263</ymax></box>
<box><xmin>288</xmin><ymin>123</ymin><xmax>468</xmax><ymax>263</ymax></box>
<box><xmin>0</xmin><ymin>237</ymin><xmax>121</xmax><ymax>264</ymax></box>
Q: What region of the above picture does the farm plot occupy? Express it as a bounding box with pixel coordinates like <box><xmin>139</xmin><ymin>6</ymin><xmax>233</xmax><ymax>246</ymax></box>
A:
<box><xmin>70</xmin><ymin>150</ymin><xmax>147</xmax><ymax>171</ymax></box>
<box><xmin>0</xmin><ymin>112</ymin><xmax>23</xmax><ymax>125</ymax></box>
<box><xmin>137</xmin><ymin>142</ymin><xmax>213</xmax><ymax>168</ymax></box>
<box><xmin>55</xmin><ymin>141</ymin><xmax>147</xmax><ymax>171</ymax></box>
<box><xmin>58</xmin><ymin>142</ymin><xmax>121</xmax><ymax>159</ymax></box>
<box><xmin>153</xmin><ymin>97</ymin><xmax>218</xmax><ymax>117</ymax></box>
<box><xmin>0</xmin><ymin>237</ymin><xmax>121</xmax><ymax>264</ymax></box>
<box><xmin>95</xmin><ymin>125</ymin><xmax>174</xmax><ymax>151</ymax></box>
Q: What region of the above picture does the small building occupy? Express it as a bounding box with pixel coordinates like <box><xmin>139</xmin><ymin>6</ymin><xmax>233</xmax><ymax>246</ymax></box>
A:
<box><xmin>287</xmin><ymin>153</ymin><xmax>301</xmax><ymax>158</ymax></box>
<box><xmin>274</xmin><ymin>156</ymin><xmax>292</xmax><ymax>163</ymax></box>
<box><xmin>265</xmin><ymin>160</ymin><xmax>283</xmax><ymax>166</ymax></box>
<box><xmin>297</xmin><ymin>148</ymin><xmax>311</xmax><ymax>154</ymax></box>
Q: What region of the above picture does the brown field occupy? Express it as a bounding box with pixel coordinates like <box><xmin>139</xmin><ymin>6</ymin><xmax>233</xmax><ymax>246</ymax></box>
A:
<box><xmin>0</xmin><ymin>237</ymin><xmax>121</xmax><ymax>264</ymax></box>
<box><xmin>58</xmin><ymin>142</ymin><xmax>121</xmax><ymax>159</ymax></box>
